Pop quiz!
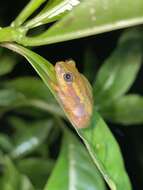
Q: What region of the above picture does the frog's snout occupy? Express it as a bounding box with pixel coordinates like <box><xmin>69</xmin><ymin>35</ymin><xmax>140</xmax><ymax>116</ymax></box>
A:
<box><xmin>55</xmin><ymin>61</ymin><xmax>64</xmax><ymax>74</ymax></box>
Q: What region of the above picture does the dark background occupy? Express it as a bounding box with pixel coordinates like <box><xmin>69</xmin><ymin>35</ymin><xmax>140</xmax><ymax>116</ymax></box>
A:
<box><xmin>0</xmin><ymin>0</ymin><xmax>143</xmax><ymax>189</ymax></box>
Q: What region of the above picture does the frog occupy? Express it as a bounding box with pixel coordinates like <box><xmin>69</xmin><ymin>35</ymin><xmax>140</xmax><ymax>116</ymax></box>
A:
<box><xmin>54</xmin><ymin>60</ymin><xmax>93</xmax><ymax>128</ymax></box>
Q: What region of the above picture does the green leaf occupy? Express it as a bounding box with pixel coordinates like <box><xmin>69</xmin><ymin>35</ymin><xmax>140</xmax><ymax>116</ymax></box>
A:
<box><xmin>102</xmin><ymin>94</ymin><xmax>143</xmax><ymax>125</ymax></box>
<box><xmin>1</xmin><ymin>43</ymin><xmax>131</xmax><ymax>189</ymax></box>
<box><xmin>93</xmin><ymin>29</ymin><xmax>143</xmax><ymax>109</ymax></box>
<box><xmin>0</xmin><ymin>134</ymin><xmax>14</xmax><ymax>153</ymax></box>
<box><xmin>0</xmin><ymin>54</ymin><xmax>17</xmax><ymax>76</ymax></box>
<box><xmin>12</xmin><ymin>0</ymin><xmax>46</xmax><ymax>27</ymax></box>
<box><xmin>4</xmin><ymin>77</ymin><xmax>64</xmax><ymax>117</ymax></box>
<box><xmin>0</xmin><ymin>156</ymin><xmax>35</xmax><ymax>190</ymax></box>
<box><xmin>1</xmin><ymin>43</ymin><xmax>57</xmax><ymax>94</ymax></box>
<box><xmin>44</xmin><ymin>128</ymin><xmax>105</xmax><ymax>190</ymax></box>
<box><xmin>0</xmin><ymin>89</ymin><xmax>26</xmax><ymax>107</ymax></box>
<box><xmin>24</xmin><ymin>0</ymin><xmax>80</xmax><ymax>29</ymax></box>
<box><xmin>83</xmin><ymin>46</ymin><xmax>99</xmax><ymax>83</ymax></box>
<box><xmin>5</xmin><ymin>77</ymin><xmax>54</xmax><ymax>101</ymax></box>
<box><xmin>9</xmin><ymin>118</ymin><xmax>52</xmax><ymax>158</ymax></box>
<box><xmin>17</xmin><ymin>158</ymin><xmax>54</xmax><ymax>189</ymax></box>
<box><xmin>1</xmin><ymin>43</ymin><xmax>65</xmax><ymax>117</ymax></box>
<box><xmin>78</xmin><ymin>109</ymin><xmax>131</xmax><ymax>190</ymax></box>
<box><xmin>17</xmin><ymin>0</ymin><xmax>143</xmax><ymax>46</ymax></box>
<box><xmin>0</xmin><ymin>89</ymin><xmax>27</xmax><ymax>116</ymax></box>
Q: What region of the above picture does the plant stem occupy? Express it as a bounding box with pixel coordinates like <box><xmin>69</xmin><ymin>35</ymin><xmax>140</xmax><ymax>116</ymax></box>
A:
<box><xmin>0</xmin><ymin>27</ymin><xmax>26</xmax><ymax>43</ymax></box>
<box><xmin>12</xmin><ymin>0</ymin><xmax>46</xmax><ymax>27</ymax></box>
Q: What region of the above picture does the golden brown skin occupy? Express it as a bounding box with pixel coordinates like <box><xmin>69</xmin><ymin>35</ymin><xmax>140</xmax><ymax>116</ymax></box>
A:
<box><xmin>55</xmin><ymin>60</ymin><xmax>93</xmax><ymax>128</ymax></box>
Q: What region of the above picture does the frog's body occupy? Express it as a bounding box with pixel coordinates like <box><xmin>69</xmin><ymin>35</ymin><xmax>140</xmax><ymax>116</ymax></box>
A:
<box><xmin>54</xmin><ymin>60</ymin><xmax>93</xmax><ymax>128</ymax></box>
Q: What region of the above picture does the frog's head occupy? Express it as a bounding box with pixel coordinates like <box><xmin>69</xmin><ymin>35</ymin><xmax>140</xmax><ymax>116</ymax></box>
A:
<box><xmin>55</xmin><ymin>60</ymin><xmax>78</xmax><ymax>89</ymax></box>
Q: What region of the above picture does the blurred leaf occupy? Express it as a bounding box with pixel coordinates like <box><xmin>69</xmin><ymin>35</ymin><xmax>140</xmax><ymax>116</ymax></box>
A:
<box><xmin>18</xmin><ymin>0</ymin><xmax>143</xmax><ymax>46</ymax></box>
<box><xmin>0</xmin><ymin>89</ymin><xmax>27</xmax><ymax>116</ymax></box>
<box><xmin>0</xmin><ymin>156</ymin><xmax>35</xmax><ymax>190</ymax></box>
<box><xmin>3</xmin><ymin>77</ymin><xmax>64</xmax><ymax>117</ymax></box>
<box><xmin>0</xmin><ymin>47</ymin><xmax>4</xmax><ymax>55</ymax></box>
<box><xmin>102</xmin><ymin>94</ymin><xmax>143</xmax><ymax>125</ymax></box>
<box><xmin>9</xmin><ymin>118</ymin><xmax>53</xmax><ymax>158</ymax></box>
<box><xmin>93</xmin><ymin>29</ymin><xmax>143</xmax><ymax>109</ymax></box>
<box><xmin>8</xmin><ymin>117</ymin><xmax>31</xmax><ymax>133</ymax></box>
<box><xmin>0</xmin><ymin>55</ymin><xmax>17</xmax><ymax>76</ymax></box>
<box><xmin>29</xmin><ymin>99</ymin><xmax>64</xmax><ymax>117</ymax></box>
<box><xmin>5</xmin><ymin>77</ymin><xmax>55</xmax><ymax>102</ymax></box>
<box><xmin>17</xmin><ymin>158</ymin><xmax>54</xmax><ymax>189</ymax></box>
<box><xmin>0</xmin><ymin>134</ymin><xmax>14</xmax><ymax>153</ymax></box>
<box><xmin>13</xmin><ymin>106</ymin><xmax>51</xmax><ymax>119</ymax></box>
<box><xmin>83</xmin><ymin>46</ymin><xmax>99</xmax><ymax>82</ymax></box>
<box><xmin>0</xmin><ymin>89</ymin><xmax>26</xmax><ymax>107</ymax></box>
<box><xmin>44</xmin><ymin>128</ymin><xmax>105</xmax><ymax>190</ymax></box>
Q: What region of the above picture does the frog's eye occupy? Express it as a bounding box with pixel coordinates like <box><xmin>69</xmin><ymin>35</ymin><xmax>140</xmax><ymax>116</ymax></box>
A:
<box><xmin>63</xmin><ymin>72</ymin><xmax>73</xmax><ymax>83</ymax></box>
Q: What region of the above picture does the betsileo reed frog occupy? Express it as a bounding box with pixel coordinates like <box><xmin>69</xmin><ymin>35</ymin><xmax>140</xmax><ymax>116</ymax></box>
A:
<box><xmin>54</xmin><ymin>60</ymin><xmax>93</xmax><ymax>128</ymax></box>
